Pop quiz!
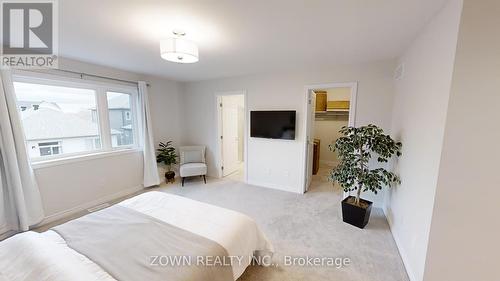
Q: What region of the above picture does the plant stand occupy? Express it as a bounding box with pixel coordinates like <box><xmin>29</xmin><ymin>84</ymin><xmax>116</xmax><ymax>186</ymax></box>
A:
<box><xmin>165</xmin><ymin>171</ymin><xmax>175</xmax><ymax>184</ymax></box>
<box><xmin>341</xmin><ymin>196</ymin><xmax>373</xmax><ymax>229</ymax></box>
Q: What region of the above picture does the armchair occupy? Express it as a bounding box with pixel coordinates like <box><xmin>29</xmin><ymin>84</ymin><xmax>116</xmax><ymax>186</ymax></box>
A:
<box><xmin>179</xmin><ymin>146</ymin><xmax>207</xmax><ymax>186</ymax></box>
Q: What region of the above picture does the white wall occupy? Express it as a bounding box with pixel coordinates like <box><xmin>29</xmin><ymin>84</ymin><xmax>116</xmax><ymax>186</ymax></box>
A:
<box><xmin>33</xmin><ymin>58</ymin><xmax>182</xmax><ymax>222</ymax></box>
<box><xmin>313</xmin><ymin>118</ymin><xmax>348</xmax><ymax>164</ymax></box>
<box><xmin>326</xmin><ymin>87</ymin><xmax>351</xmax><ymax>101</ymax></box>
<box><xmin>424</xmin><ymin>1</ymin><xmax>499</xmax><ymax>280</ymax></box>
<box><xmin>146</xmin><ymin>75</ymin><xmax>183</xmax><ymax>176</ymax></box>
<box><xmin>384</xmin><ymin>1</ymin><xmax>463</xmax><ymax>280</ymax></box>
<box><xmin>181</xmin><ymin>61</ymin><xmax>395</xmax><ymax>205</ymax></box>
<box><xmin>35</xmin><ymin>151</ymin><xmax>143</xmax><ymax>219</ymax></box>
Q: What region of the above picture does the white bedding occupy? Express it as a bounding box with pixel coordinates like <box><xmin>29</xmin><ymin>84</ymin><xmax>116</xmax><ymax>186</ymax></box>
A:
<box><xmin>0</xmin><ymin>191</ymin><xmax>273</xmax><ymax>281</ymax></box>
<box><xmin>0</xmin><ymin>231</ymin><xmax>114</xmax><ymax>281</ymax></box>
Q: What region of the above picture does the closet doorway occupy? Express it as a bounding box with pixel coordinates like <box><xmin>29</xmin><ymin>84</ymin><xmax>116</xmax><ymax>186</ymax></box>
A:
<box><xmin>303</xmin><ymin>83</ymin><xmax>357</xmax><ymax>192</ymax></box>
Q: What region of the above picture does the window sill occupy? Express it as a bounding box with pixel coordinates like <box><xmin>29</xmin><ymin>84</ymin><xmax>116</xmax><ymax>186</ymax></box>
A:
<box><xmin>31</xmin><ymin>148</ymin><xmax>142</xmax><ymax>170</ymax></box>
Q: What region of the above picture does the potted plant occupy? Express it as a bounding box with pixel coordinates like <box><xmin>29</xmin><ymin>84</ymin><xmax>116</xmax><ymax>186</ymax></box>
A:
<box><xmin>156</xmin><ymin>141</ymin><xmax>178</xmax><ymax>183</ymax></box>
<box><xmin>329</xmin><ymin>124</ymin><xmax>402</xmax><ymax>229</ymax></box>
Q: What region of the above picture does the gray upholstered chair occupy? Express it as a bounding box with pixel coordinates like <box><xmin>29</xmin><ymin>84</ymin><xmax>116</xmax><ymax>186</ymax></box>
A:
<box><xmin>179</xmin><ymin>146</ymin><xmax>207</xmax><ymax>186</ymax></box>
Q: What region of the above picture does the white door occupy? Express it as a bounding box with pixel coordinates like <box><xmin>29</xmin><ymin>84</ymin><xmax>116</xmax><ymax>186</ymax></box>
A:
<box><xmin>221</xmin><ymin>95</ymin><xmax>243</xmax><ymax>176</ymax></box>
<box><xmin>305</xmin><ymin>90</ymin><xmax>316</xmax><ymax>191</ymax></box>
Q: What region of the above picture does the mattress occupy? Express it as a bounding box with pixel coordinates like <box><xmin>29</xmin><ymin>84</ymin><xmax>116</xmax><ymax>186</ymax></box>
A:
<box><xmin>0</xmin><ymin>191</ymin><xmax>274</xmax><ymax>281</ymax></box>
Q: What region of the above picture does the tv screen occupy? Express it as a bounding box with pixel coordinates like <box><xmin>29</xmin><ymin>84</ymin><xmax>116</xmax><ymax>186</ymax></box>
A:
<box><xmin>250</xmin><ymin>111</ymin><xmax>296</xmax><ymax>140</ymax></box>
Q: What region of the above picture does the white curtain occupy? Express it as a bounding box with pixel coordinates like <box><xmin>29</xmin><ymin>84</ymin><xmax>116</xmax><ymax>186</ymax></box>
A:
<box><xmin>138</xmin><ymin>81</ymin><xmax>160</xmax><ymax>187</ymax></box>
<box><xmin>0</xmin><ymin>70</ymin><xmax>44</xmax><ymax>235</ymax></box>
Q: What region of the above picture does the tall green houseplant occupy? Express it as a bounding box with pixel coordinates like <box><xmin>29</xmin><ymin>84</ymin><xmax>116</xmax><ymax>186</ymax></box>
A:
<box><xmin>157</xmin><ymin>141</ymin><xmax>177</xmax><ymax>171</ymax></box>
<box><xmin>329</xmin><ymin>124</ymin><xmax>402</xmax><ymax>228</ymax></box>
<box><xmin>156</xmin><ymin>141</ymin><xmax>178</xmax><ymax>182</ymax></box>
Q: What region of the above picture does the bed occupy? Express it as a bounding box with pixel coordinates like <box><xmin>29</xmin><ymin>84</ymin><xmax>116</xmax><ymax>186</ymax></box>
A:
<box><xmin>0</xmin><ymin>191</ymin><xmax>274</xmax><ymax>281</ymax></box>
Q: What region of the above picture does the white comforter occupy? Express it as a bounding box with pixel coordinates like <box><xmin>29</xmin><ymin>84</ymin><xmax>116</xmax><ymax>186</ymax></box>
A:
<box><xmin>0</xmin><ymin>191</ymin><xmax>274</xmax><ymax>281</ymax></box>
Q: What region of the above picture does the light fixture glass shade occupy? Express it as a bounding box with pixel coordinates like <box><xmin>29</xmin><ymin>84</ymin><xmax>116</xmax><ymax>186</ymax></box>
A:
<box><xmin>160</xmin><ymin>38</ymin><xmax>199</xmax><ymax>63</ymax></box>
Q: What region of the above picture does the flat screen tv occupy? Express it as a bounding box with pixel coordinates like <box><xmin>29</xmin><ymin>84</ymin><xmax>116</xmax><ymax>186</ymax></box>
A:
<box><xmin>250</xmin><ymin>110</ymin><xmax>296</xmax><ymax>140</ymax></box>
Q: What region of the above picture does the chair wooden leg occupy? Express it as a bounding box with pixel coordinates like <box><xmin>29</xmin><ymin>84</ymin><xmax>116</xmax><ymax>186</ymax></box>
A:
<box><xmin>203</xmin><ymin>175</ymin><xmax>206</xmax><ymax>184</ymax></box>
<box><xmin>181</xmin><ymin>177</ymin><xmax>185</xmax><ymax>186</ymax></box>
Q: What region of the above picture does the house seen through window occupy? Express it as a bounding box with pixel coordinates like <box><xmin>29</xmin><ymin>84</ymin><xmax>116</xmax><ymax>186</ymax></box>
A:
<box><xmin>38</xmin><ymin>141</ymin><xmax>62</xmax><ymax>156</ymax></box>
<box><xmin>13</xmin><ymin>78</ymin><xmax>138</xmax><ymax>161</ymax></box>
<box><xmin>106</xmin><ymin>91</ymin><xmax>134</xmax><ymax>147</ymax></box>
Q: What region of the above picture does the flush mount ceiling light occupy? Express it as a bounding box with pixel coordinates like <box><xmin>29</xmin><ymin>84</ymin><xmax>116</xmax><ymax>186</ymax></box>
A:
<box><xmin>160</xmin><ymin>30</ymin><xmax>199</xmax><ymax>63</ymax></box>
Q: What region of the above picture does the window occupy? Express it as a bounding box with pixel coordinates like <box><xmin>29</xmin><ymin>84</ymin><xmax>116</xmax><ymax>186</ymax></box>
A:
<box><xmin>107</xmin><ymin>92</ymin><xmax>135</xmax><ymax>147</ymax></box>
<box><xmin>14</xmin><ymin>81</ymin><xmax>100</xmax><ymax>159</ymax></box>
<box><xmin>38</xmin><ymin>141</ymin><xmax>62</xmax><ymax>156</ymax></box>
<box><xmin>85</xmin><ymin>137</ymin><xmax>101</xmax><ymax>150</ymax></box>
<box><xmin>13</xmin><ymin>75</ymin><xmax>139</xmax><ymax>161</ymax></box>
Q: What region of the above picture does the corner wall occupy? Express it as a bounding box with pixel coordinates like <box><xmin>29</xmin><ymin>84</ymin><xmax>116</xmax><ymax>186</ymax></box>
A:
<box><xmin>424</xmin><ymin>0</ymin><xmax>500</xmax><ymax>280</ymax></box>
<box><xmin>385</xmin><ymin>1</ymin><xmax>463</xmax><ymax>280</ymax></box>
<box><xmin>181</xmin><ymin>61</ymin><xmax>395</xmax><ymax>205</ymax></box>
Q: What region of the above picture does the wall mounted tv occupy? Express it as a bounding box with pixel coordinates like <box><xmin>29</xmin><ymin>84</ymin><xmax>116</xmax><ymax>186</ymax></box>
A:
<box><xmin>250</xmin><ymin>110</ymin><xmax>296</xmax><ymax>140</ymax></box>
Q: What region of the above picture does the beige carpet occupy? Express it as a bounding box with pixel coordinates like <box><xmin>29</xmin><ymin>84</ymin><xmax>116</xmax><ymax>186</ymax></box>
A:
<box><xmin>156</xmin><ymin>167</ymin><xmax>409</xmax><ymax>281</ymax></box>
<box><xmin>35</xmin><ymin>165</ymin><xmax>408</xmax><ymax>280</ymax></box>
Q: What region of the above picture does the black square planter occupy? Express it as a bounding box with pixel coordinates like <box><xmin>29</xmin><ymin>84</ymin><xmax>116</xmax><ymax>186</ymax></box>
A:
<box><xmin>341</xmin><ymin>196</ymin><xmax>373</xmax><ymax>229</ymax></box>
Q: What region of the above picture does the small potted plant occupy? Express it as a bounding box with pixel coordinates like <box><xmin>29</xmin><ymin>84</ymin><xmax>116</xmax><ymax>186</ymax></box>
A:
<box><xmin>156</xmin><ymin>141</ymin><xmax>178</xmax><ymax>183</ymax></box>
<box><xmin>329</xmin><ymin>124</ymin><xmax>402</xmax><ymax>229</ymax></box>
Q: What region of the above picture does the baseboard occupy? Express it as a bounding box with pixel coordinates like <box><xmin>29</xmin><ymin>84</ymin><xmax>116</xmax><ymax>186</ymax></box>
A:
<box><xmin>383</xmin><ymin>206</ymin><xmax>417</xmax><ymax>281</ymax></box>
<box><xmin>37</xmin><ymin>184</ymin><xmax>144</xmax><ymax>227</ymax></box>
<box><xmin>247</xmin><ymin>179</ymin><xmax>302</xmax><ymax>194</ymax></box>
<box><xmin>0</xmin><ymin>230</ymin><xmax>17</xmax><ymax>241</ymax></box>
<box><xmin>0</xmin><ymin>224</ymin><xmax>16</xmax><ymax>241</ymax></box>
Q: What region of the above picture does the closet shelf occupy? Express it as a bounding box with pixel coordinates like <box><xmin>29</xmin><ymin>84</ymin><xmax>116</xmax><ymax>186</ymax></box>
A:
<box><xmin>315</xmin><ymin>110</ymin><xmax>349</xmax><ymax>121</ymax></box>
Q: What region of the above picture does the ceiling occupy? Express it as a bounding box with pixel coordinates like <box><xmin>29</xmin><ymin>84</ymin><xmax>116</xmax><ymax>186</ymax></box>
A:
<box><xmin>59</xmin><ymin>0</ymin><xmax>447</xmax><ymax>81</ymax></box>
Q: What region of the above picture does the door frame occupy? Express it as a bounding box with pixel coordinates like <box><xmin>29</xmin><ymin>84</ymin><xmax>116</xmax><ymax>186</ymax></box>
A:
<box><xmin>301</xmin><ymin>82</ymin><xmax>358</xmax><ymax>193</ymax></box>
<box><xmin>215</xmin><ymin>90</ymin><xmax>248</xmax><ymax>182</ymax></box>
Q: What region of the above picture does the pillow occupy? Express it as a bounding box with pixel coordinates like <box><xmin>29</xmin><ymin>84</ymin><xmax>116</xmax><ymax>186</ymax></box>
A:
<box><xmin>182</xmin><ymin>150</ymin><xmax>203</xmax><ymax>164</ymax></box>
